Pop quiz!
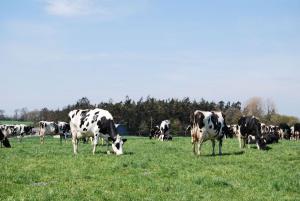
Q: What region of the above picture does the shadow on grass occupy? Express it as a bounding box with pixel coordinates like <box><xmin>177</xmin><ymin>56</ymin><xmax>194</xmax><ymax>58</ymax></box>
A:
<box><xmin>201</xmin><ymin>151</ymin><xmax>245</xmax><ymax>157</ymax></box>
<box><xmin>250</xmin><ymin>146</ymin><xmax>272</xmax><ymax>151</ymax></box>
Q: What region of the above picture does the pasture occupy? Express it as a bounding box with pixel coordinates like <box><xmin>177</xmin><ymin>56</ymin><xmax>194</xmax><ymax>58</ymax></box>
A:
<box><xmin>0</xmin><ymin>137</ymin><xmax>299</xmax><ymax>201</ymax></box>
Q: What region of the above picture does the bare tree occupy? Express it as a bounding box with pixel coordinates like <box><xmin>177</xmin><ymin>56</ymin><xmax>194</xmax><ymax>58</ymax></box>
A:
<box><xmin>243</xmin><ymin>97</ymin><xmax>265</xmax><ymax>118</ymax></box>
<box><xmin>0</xmin><ymin>109</ymin><xmax>5</xmax><ymax>120</ymax></box>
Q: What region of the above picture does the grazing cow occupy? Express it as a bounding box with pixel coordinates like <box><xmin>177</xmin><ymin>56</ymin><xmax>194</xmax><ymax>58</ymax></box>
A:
<box><xmin>293</xmin><ymin>123</ymin><xmax>300</xmax><ymax>140</ymax></box>
<box><xmin>0</xmin><ymin>129</ymin><xmax>11</xmax><ymax>148</ymax></box>
<box><xmin>190</xmin><ymin>111</ymin><xmax>228</xmax><ymax>156</ymax></box>
<box><xmin>39</xmin><ymin>121</ymin><xmax>59</xmax><ymax>144</ymax></box>
<box><xmin>149</xmin><ymin>126</ymin><xmax>160</xmax><ymax>139</ymax></box>
<box><xmin>57</xmin><ymin>121</ymin><xmax>70</xmax><ymax>143</ymax></box>
<box><xmin>12</xmin><ymin>124</ymin><xmax>34</xmax><ymax>142</ymax></box>
<box><xmin>159</xmin><ymin>120</ymin><xmax>171</xmax><ymax>141</ymax></box>
<box><xmin>238</xmin><ymin>116</ymin><xmax>266</xmax><ymax>150</ymax></box>
<box><xmin>68</xmin><ymin>108</ymin><xmax>127</xmax><ymax>155</ymax></box>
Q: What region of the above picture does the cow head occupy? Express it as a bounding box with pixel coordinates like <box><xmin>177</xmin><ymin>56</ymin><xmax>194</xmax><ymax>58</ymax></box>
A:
<box><xmin>111</xmin><ymin>134</ymin><xmax>127</xmax><ymax>155</ymax></box>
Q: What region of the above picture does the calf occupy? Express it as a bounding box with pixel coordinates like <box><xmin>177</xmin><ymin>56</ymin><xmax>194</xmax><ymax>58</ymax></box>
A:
<box><xmin>159</xmin><ymin>120</ymin><xmax>171</xmax><ymax>141</ymax></box>
<box><xmin>69</xmin><ymin>108</ymin><xmax>127</xmax><ymax>155</ymax></box>
<box><xmin>39</xmin><ymin>121</ymin><xmax>59</xmax><ymax>144</ymax></box>
<box><xmin>238</xmin><ymin>116</ymin><xmax>266</xmax><ymax>150</ymax></box>
<box><xmin>190</xmin><ymin>111</ymin><xmax>228</xmax><ymax>156</ymax></box>
<box><xmin>279</xmin><ymin>123</ymin><xmax>291</xmax><ymax>140</ymax></box>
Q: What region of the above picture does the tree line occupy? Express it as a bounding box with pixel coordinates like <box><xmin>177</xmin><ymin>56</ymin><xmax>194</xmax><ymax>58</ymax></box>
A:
<box><xmin>1</xmin><ymin>96</ymin><xmax>299</xmax><ymax>136</ymax></box>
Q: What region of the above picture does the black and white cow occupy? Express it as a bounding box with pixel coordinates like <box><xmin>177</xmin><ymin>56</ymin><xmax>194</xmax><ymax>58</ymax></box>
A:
<box><xmin>68</xmin><ymin>108</ymin><xmax>127</xmax><ymax>155</ymax></box>
<box><xmin>238</xmin><ymin>116</ymin><xmax>266</xmax><ymax>150</ymax></box>
<box><xmin>0</xmin><ymin>129</ymin><xmax>11</xmax><ymax>148</ymax></box>
<box><xmin>262</xmin><ymin>131</ymin><xmax>279</xmax><ymax>144</ymax></box>
<box><xmin>279</xmin><ymin>123</ymin><xmax>291</xmax><ymax>140</ymax></box>
<box><xmin>0</xmin><ymin>125</ymin><xmax>15</xmax><ymax>138</ymax></box>
<box><xmin>190</xmin><ymin>111</ymin><xmax>228</xmax><ymax>156</ymax></box>
<box><xmin>149</xmin><ymin>125</ymin><xmax>160</xmax><ymax>139</ymax></box>
<box><xmin>39</xmin><ymin>121</ymin><xmax>59</xmax><ymax>144</ymax></box>
<box><xmin>12</xmin><ymin>124</ymin><xmax>34</xmax><ymax>142</ymax></box>
<box><xmin>293</xmin><ymin>123</ymin><xmax>300</xmax><ymax>140</ymax></box>
<box><xmin>159</xmin><ymin>120</ymin><xmax>172</xmax><ymax>141</ymax></box>
<box><xmin>57</xmin><ymin>121</ymin><xmax>70</xmax><ymax>143</ymax></box>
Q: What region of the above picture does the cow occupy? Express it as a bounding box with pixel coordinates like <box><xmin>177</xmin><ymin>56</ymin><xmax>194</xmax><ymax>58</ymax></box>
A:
<box><xmin>279</xmin><ymin>123</ymin><xmax>291</xmax><ymax>140</ymax></box>
<box><xmin>0</xmin><ymin>129</ymin><xmax>11</xmax><ymax>148</ymax></box>
<box><xmin>190</xmin><ymin>111</ymin><xmax>228</xmax><ymax>156</ymax></box>
<box><xmin>238</xmin><ymin>116</ymin><xmax>266</xmax><ymax>150</ymax></box>
<box><xmin>12</xmin><ymin>124</ymin><xmax>34</xmax><ymax>142</ymax></box>
<box><xmin>293</xmin><ymin>123</ymin><xmax>300</xmax><ymax>140</ymax></box>
<box><xmin>149</xmin><ymin>125</ymin><xmax>160</xmax><ymax>139</ymax></box>
<box><xmin>39</xmin><ymin>121</ymin><xmax>59</xmax><ymax>144</ymax></box>
<box><xmin>57</xmin><ymin>121</ymin><xmax>71</xmax><ymax>143</ymax></box>
<box><xmin>229</xmin><ymin>124</ymin><xmax>240</xmax><ymax>138</ymax></box>
<box><xmin>68</xmin><ymin>108</ymin><xmax>127</xmax><ymax>155</ymax></box>
<box><xmin>159</xmin><ymin>120</ymin><xmax>171</xmax><ymax>141</ymax></box>
<box><xmin>262</xmin><ymin>131</ymin><xmax>279</xmax><ymax>144</ymax></box>
<box><xmin>0</xmin><ymin>125</ymin><xmax>15</xmax><ymax>138</ymax></box>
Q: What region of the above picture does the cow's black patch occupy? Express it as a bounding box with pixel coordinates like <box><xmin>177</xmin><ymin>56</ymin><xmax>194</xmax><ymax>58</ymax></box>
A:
<box><xmin>115</xmin><ymin>142</ymin><xmax>120</xmax><ymax>150</ymax></box>
<box><xmin>80</xmin><ymin>110</ymin><xmax>89</xmax><ymax>128</ymax></box>
<box><xmin>83</xmin><ymin>128</ymin><xmax>87</xmax><ymax>131</ymax></box>
<box><xmin>195</xmin><ymin>111</ymin><xmax>205</xmax><ymax>128</ymax></box>
<box><xmin>76</xmin><ymin>110</ymin><xmax>80</xmax><ymax>115</ymax></box>
<box><xmin>86</xmin><ymin>122</ymin><xmax>89</xmax><ymax>127</ymax></box>
<box><xmin>95</xmin><ymin>111</ymin><xmax>99</xmax><ymax>115</ymax></box>
<box><xmin>72</xmin><ymin>114</ymin><xmax>75</xmax><ymax>118</ymax></box>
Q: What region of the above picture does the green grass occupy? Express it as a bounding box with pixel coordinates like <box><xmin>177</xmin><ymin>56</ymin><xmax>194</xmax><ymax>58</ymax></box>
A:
<box><xmin>0</xmin><ymin>137</ymin><xmax>299</xmax><ymax>201</ymax></box>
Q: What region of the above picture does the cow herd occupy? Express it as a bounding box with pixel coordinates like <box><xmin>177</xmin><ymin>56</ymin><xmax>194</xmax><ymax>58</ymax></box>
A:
<box><xmin>1</xmin><ymin>108</ymin><xmax>299</xmax><ymax>156</ymax></box>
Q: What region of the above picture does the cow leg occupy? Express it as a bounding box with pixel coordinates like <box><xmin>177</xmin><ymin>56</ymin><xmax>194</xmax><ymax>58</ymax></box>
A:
<box><xmin>218</xmin><ymin>139</ymin><xmax>223</xmax><ymax>155</ymax></box>
<box><xmin>72</xmin><ymin>137</ymin><xmax>78</xmax><ymax>154</ymax></box>
<box><xmin>256</xmin><ymin>138</ymin><xmax>260</xmax><ymax>150</ymax></box>
<box><xmin>60</xmin><ymin>134</ymin><xmax>63</xmax><ymax>144</ymax></box>
<box><xmin>238</xmin><ymin>133</ymin><xmax>242</xmax><ymax>149</ymax></box>
<box><xmin>92</xmin><ymin>134</ymin><xmax>100</xmax><ymax>155</ymax></box>
<box><xmin>211</xmin><ymin>139</ymin><xmax>216</xmax><ymax>156</ymax></box>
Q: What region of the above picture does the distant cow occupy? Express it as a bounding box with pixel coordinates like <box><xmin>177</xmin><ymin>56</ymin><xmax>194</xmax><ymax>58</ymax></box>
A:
<box><xmin>149</xmin><ymin>126</ymin><xmax>160</xmax><ymax>139</ymax></box>
<box><xmin>238</xmin><ymin>116</ymin><xmax>266</xmax><ymax>150</ymax></box>
<box><xmin>12</xmin><ymin>124</ymin><xmax>34</xmax><ymax>142</ymax></box>
<box><xmin>279</xmin><ymin>123</ymin><xmax>291</xmax><ymax>140</ymax></box>
<box><xmin>293</xmin><ymin>123</ymin><xmax>300</xmax><ymax>140</ymax></box>
<box><xmin>69</xmin><ymin>108</ymin><xmax>127</xmax><ymax>155</ymax></box>
<box><xmin>0</xmin><ymin>129</ymin><xmax>11</xmax><ymax>148</ymax></box>
<box><xmin>159</xmin><ymin>120</ymin><xmax>171</xmax><ymax>141</ymax></box>
<box><xmin>190</xmin><ymin>111</ymin><xmax>228</xmax><ymax>156</ymax></box>
<box><xmin>57</xmin><ymin>121</ymin><xmax>70</xmax><ymax>143</ymax></box>
<box><xmin>39</xmin><ymin>121</ymin><xmax>59</xmax><ymax>144</ymax></box>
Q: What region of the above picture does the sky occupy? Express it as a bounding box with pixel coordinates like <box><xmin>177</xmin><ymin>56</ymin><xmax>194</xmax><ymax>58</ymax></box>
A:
<box><xmin>0</xmin><ymin>0</ymin><xmax>300</xmax><ymax>118</ymax></box>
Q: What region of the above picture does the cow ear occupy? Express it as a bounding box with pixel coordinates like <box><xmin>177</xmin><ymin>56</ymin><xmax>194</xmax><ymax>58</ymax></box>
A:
<box><xmin>122</xmin><ymin>138</ymin><xmax>127</xmax><ymax>143</ymax></box>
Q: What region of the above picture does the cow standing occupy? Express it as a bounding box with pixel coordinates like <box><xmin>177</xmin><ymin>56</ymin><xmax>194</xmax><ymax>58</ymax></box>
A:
<box><xmin>39</xmin><ymin>121</ymin><xmax>59</xmax><ymax>144</ymax></box>
<box><xmin>293</xmin><ymin>123</ymin><xmax>300</xmax><ymax>140</ymax></box>
<box><xmin>68</xmin><ymin>108</ymin><xmax>127</xmax><ymax>155</ymax></box>
<box><xmin>13</xmin><ymin>124</ymin><xmax>33</xmax><ymax>142</ymax></box>
<box><xmin>190</xmin><ymin>111</ymin><xmax>228</xmax><ymax>156</ymax></box>
<box><xmin>159</xmin><ymin>120</ymin><xmax>172</xmax><ymax>141</ymax></box>
<box><xmin>238</xmin><ymin>116</ymin><xmax>266</xmax><ymax>150</ymax></box>
<box><xmin>57</xmin><ymin>121</ymin><xmax>70</xmax><ymax>143</ymax></box>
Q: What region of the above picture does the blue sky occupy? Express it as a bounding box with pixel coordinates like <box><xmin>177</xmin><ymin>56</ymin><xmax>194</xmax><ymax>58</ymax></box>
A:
<box><xmin>0</xmin><ymin>0</ymin><xmax>299</xmax><ymax>118</ymax></box>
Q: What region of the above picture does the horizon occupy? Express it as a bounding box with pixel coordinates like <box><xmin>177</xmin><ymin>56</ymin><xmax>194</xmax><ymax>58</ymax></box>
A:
<box><xmin>1</xmin><ymin>0</ymin><xmax>299</xmax><ymax>118</ymax></box>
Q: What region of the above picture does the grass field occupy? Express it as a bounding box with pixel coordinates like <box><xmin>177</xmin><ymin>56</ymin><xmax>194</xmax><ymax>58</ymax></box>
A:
<box><xmin>0</xmin><ymin>136</ymin><xmax>299</xmax><ymax>201</ymax></box>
